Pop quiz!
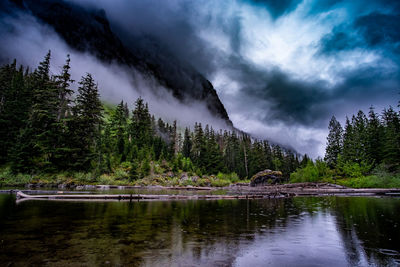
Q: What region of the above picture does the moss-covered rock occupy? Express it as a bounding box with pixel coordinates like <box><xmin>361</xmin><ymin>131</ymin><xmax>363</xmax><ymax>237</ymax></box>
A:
<box><xmin>250</xmin><ymin>169</ymin><xmax>283</xmax><ymax>187</ymax></box>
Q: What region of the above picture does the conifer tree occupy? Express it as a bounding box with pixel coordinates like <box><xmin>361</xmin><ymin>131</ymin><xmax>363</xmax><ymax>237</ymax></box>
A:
<box><xmin>130</xmin><ymin>98</ymin><xmax>152</xmax><ymax>150</ymax></box>
<box><xmin>0</xmin><ymin>61</ymin><xmax>31</xmax><ymax>164</ymax></box>
<box><xmin>342</xmin><ymin>117</ymin><xmax>355</xmax><ymax>163</ymax></box>
<box><xmin>248</xmin><ymin>140</ymin><xmax>267</xmax><ymax>177</ymax></box>
<box><xmin>382</xmin><ymin>107</ymin><xmax>400</xmax><ymax>170</ymax></box>
<box><xmin>70</xmin><ymin>73</ymin><xmax>103</xmax><ymax>170</ymax></box>
<box><xmin>12</xmin><ymin>51</ymin><xmax>60</xmax><ymax>171</ymax></box>
<box><xmin>109</xmin><ymin>101</ymin><xmax>128</xmax><ymax>163</ymax></box>
<box><xmin>353</xmin><ymin>111</ymin><xmax>368</xmax><ymax>163</ymax></box>
<box><xmin>52</xmin><ymin>56</ymin><xmax>75</xmax><ymax>169</ymax></box>
<box><xmin>366</xmin><ymin>107</ymin><xmax>383</xmax><ymax>165</ymax></box>
<box><xmin>324</xmin><ymin>116</ymin><xmax>343</xmax><ymax>167</ymax></box>
<box><xmin>204</xmin><ymin>127</ymin><xmax>225</xmax><ymax>174</ymax></box>
<box><xmin>55</xmin><ymin>54</ymin><xmax>74</xmax><ymax>121</ymax></box>
<box><xmin>262</xmin><ymin>140</ymin><xmax>273</xmax><ymax>169</ymax></box>
<box><xmin>192</xmin><ymin>122</ymin><xmax>205</xmax><ymax>168</ymax></box>
<box><xmin>182</xmin><ymin>127</ymin><xmax>192</xmax><ymax>158</ymax></box>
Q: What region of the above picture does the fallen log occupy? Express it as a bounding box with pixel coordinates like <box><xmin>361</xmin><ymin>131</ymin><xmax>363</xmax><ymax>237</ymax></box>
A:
<box><xmin>15</xmin><ymin>191</ymin><xmax>275</xmax><ymax>201</ymax></box>
<box><xmin>13</xmin><ymin>186</ymin><xmax>400</xmax><ymax>202</ymax></box>
<box><xmin>0</xmin><ymin>189</ymin><xmax>91</xmax><ymax>194</ymax></box>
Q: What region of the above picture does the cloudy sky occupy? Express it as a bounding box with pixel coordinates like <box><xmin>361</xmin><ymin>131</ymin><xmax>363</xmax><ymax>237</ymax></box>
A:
<box><xmin>2</xmin><ymin>0</ymin><xmax>400</xmax><ymax>158</ymax></box>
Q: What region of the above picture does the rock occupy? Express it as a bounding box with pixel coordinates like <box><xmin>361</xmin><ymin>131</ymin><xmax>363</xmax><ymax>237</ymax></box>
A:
<box><xmin>26</xmin><ymin>184</ymin><xmax>35</xmax><ymax>188</ymax></box>
<box><xmin>250</xmin><ymin>170</ymin><xmax>283</xmax><ymax>187</ymax></box>
<box><xmin>180</xmin><ymin>173</ymin><xmax>189</xmax><ymax>182</ymax></box>
<box><xmin>166</xmin><ymin>171</ymin><xmax>175</xmax><ymax>178</ymax></box>
<box><xmin>84</xmin><ymin>185</ymin><xmax>96</xmax><ymax>190</ymax></box>
<box><xmin>67</xmin><ymin>184</ymin><xmax>76</xmax><ymax>189</ymax></box>
<box><xmin>191</xmin><ymin>176</ymin><xmax>199</xmax><ymax>183</ymax></box>
<box><xmin>229</xmin><ymin>182</ymin><xmax>249</xmax><ymax>187</ymax></box>
<box><xmin>58</xmin><ymin>184</ymin><xmax>67</xmax><ymax>189</ymax></box>
<box><xmin>97</xmin><ymin>185</ymin><xmax>110</xmax><ymax>190</ymax></box>
<box><xmin>75</xmin><ymin>185</ymin><xmax>84</xmax><ymax>190</ymax></box>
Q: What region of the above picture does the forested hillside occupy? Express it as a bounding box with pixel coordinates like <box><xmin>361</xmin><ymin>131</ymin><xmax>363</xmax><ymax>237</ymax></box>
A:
<box><xmin>291</xmin><ymin>101</ymin><xmax>400</xmax><ymax>188</ymax></box>
<box><xmin>0</xmin><ymin>52</ymin><xmax>300</xmax><ymax>186</ymax></box>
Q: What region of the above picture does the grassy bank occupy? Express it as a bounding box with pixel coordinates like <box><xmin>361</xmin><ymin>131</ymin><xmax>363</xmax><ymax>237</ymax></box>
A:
<box><xmin>0</xmin><ymin>166</ymin><xmax>247</xmax><ymax>188</ymax></box>
<box><xmin>290</xmin><ymin>160</ymin><xmax>400</xmax><ymax>188</ymax></box>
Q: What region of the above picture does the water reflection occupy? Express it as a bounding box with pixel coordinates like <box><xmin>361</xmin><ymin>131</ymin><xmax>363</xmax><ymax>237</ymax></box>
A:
<box><xmin>0</xmin><ymin>195</ymin><xmax>399</xmax><ymax>266</ymax></box>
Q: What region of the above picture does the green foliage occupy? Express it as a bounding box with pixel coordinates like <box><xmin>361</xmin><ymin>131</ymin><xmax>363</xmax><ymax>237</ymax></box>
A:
<box><xmin>293</xmin><ymin>101</ymin><xmax>400</xmax><ymax>188</ymax></box>
<box><xmin>0</xmin><ymin>167</ymin><xmax>31</xmax><ymax>186</ymax></box>
<box><xmin>337</xmin><ymin>156</ymin><xmax>373</xmax><ymax>178</ymax></box>
<box><xmin>139</xmin><ymin>158</ymin><xmax>151</xmax><ymax>178</ymax></box>
<box><xmin>324</xmin><ymin>116</ymin><xmax>343</xmax><ymax>167</ymax></box>
<box><xmin>216</xmin><ymin>172</ymin><xmax>239</xmax><ymax>183</ymax></box>
<box><xmin>290</xmin><ymin>159</ymin><xmax>332</xmax><ymax>183</ymax></box>
<box><xmin>0</xmin><ymin>52</ymin><xmax>303</xmax><ymax>187</ymax></box>
<box><xmin>336</xmin><ymin>173</ymin><xmax>400</xmax><ymax>188</ymax></box>
<box><xmin>210</xmin><ymin>178</ymin><xmax>231</xmax><ymax>187</ymax></box>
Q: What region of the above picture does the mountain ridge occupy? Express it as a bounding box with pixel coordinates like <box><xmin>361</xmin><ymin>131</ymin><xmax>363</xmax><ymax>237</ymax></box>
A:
<box><xmin>8</xmin><ymin>0</ymin><xmax>233</xmax><ymax>126</ymax></box>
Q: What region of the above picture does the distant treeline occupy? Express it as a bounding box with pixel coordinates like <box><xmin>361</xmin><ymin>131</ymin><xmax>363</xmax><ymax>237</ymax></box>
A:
<box><xmin>325</xmin><ymin>106</ymin><xmax>400</xmax><ymax>172</ymax></box>
<box><xmin>291</xmin><ymin>96</ymin><xmax>400</xmax><ymax>187</ymax></box>
<box><xmin>0</xmin><ymin>51</ymin><xmax>300</xmax><ymax>180</ymax></box>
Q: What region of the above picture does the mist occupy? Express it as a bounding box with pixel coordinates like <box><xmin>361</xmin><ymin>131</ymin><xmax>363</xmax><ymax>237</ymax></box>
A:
<box><xmin>2</xmin><ymin>0</ymin><xmax>400</xmax><ymax>158</ymax></box>
<box><xmin>0</xmin><ymin>10</ymin><xmax>231</xmax><ymax>131</ymax></box>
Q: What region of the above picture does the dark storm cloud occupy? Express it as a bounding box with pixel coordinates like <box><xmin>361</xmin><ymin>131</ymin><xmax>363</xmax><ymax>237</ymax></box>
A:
<box><xmin>247</xmin><ymin>0</ymin><xmax>300</xmax><ymax>18</ymax></box>
<box><xmin>222</xmin><ymin>54</ymin><xmax>399</xmax><ymax>128</ymax></box>
<box><xmin>319</xmin><ymin>0</ymin><xmax>400</xmax><ymax>58</ymax></box>
<box><xmin>319</xmin><ymin>27</ymin><xmax>360</xmax><ymax>54</ymax></box>
<box><xmin>70</xmin><ymin>0</ymin><xmax>219</xmax><ymax>76</ymax></box>
<box><xmin>320</xmin><ymin>13</ymin><xmax>400</xmax><ymax>53</ymax></box>
<box><xmin>355</xmin><ymin>13</ymin><xmax>400</xmax><ymax>49</ymax></box>
<box><xmin>2</xmin><ymin>0</ymin><xmax>400</xmax><ymax>157</ymax></box>
<box><xmin>75</xmin><ymin>0</ymin><xmax>399</xmax><ymax>127</ymax></box>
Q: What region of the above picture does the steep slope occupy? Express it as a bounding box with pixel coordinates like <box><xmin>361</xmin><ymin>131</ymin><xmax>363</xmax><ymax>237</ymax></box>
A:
<box><xmin>9</xmin><ymin>0</ymin><xmax>232</xmax><ymax>125</ymax></box>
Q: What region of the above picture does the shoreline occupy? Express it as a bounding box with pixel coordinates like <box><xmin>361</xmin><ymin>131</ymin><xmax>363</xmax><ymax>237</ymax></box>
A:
<box><xmin>2</xmin><ymin>182</ymin><xmax>400</xmax><ymax>200</ymax></box>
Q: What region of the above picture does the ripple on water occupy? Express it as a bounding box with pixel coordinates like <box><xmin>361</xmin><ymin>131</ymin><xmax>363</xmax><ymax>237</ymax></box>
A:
<box><xmin>270</xmin><ymin>247</ymin><xmax>286</xmax><ymax>256</ymax></box>
<box><xmin>378</xmin><ymin>248</ymin><xmax>400</xmax><ymax>257</ymax></box>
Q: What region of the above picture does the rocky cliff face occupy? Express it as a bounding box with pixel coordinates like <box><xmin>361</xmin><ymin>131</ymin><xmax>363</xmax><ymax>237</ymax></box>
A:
<box><xmin>10</xmin><ymin>0</ymin><xmax>232</xmax><ymax>125</ymax></box>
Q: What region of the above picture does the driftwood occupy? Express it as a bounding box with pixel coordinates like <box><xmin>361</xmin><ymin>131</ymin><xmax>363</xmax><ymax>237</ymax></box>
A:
<box><xmin>0</xmin><ymin>189</ymin><xmax>91</xmax><ymax>194</ymax></box>
<box><xmin>9</xmin><ymin>182</ymin><xmax>400</xmax><ymax>203</ymax></box>
<box><xmin>15</xmin><ymin>191</ymin><xmax>282</xmax><ymax>201</ymax></box>
<box><xmin>229</xmin><ymin>183</ymin><xmax>400</xmax><ymax>196</ymax></box>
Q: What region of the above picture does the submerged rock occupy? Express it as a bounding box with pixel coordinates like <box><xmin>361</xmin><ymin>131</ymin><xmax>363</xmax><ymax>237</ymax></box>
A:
<box><xmin>84</xmin><ymin>185</ymin><xmax>96</xmax><ymax>190</ymax></box>
<box><xmin>250</xmin><ymin>170</ymin><xmax>283</xmax><ymax>187</ymax></box>
<box><xmin>58</xmin><ymin>184</ymin><xmax>67</xmax><ymax>190</ymax></box>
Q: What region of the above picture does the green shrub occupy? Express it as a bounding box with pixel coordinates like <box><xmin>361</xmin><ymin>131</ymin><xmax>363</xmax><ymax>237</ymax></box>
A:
<box><xmin>97</xmin><ymin>174</ymin><xmax>115</xmax><ymax>185</ymax></box>
<box><xmin>290</xmin><ymin>159</ymin><xmax>334</xmax><ymax>183</ymax></box>
<box><xmin>216</xmin><ymin>172</ymin><xmax>239</xmax><ymax>183</ymax></box>
<box><xmin>290</xmin><ymin>161</ymin><xmax>320</xmax><ymax>183</ymax></box>
<box><xmin>0</xmin><ymin>167</ymin><xmax>32</xmax><ymax>186</ymax></box>
<box><xmin>114</xmin><ymin>168</ymin><xmax>129</xmax><ymax>180</ymax></box>
<box><xmin>336</xmin><ymin>155</ymin><xmax>373</xmax><ymax>178</ymax></box>
<box><xmin>210</xmin><ymin>179</ymin><xmax>230</xmax><ymax>187</ymax></box>
<box><xmin>73</xmin><ymin>172</ymin><xmax>94</xmax><ymax>184</ymax></box>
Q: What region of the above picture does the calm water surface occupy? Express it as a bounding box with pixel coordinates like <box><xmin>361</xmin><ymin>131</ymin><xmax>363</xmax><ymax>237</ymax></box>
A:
<box><xmin>0</xmin><ymin>194</ymin><xmax>399</xmax><ymax>266</ymax></box>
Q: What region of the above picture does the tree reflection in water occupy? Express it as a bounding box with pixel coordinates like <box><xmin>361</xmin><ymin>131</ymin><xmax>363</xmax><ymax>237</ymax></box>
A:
<box><xmin>0</xmin><ymin>195</ymin><xmax>399</xmax><ymax>266</ymax></box>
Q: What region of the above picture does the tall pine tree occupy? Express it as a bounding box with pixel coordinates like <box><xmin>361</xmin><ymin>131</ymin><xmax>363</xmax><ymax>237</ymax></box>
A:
<box><xmin>324</xmin><ymin>116</ymin><xmax>343</xmax><ymax>167</ymax></box>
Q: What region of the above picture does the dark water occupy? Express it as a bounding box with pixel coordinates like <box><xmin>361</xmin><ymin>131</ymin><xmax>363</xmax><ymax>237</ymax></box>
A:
<box><xmin>0</xmin><ymin>194</ymin><xmax>399</xmax><ymax>267</ymax></box>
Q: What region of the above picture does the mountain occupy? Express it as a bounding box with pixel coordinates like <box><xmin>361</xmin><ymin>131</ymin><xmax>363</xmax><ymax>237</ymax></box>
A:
<box><xmin>6</xmin><ymin>0</ymin><xmax>233</xmax><ymax>126</ymax></box>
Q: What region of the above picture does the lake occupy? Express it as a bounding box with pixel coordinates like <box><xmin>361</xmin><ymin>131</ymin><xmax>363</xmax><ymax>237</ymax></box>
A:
<box><xmin>0</xmin><ymin>193</ymin><xmax>399</xmax><ymax>266</ymax></box>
